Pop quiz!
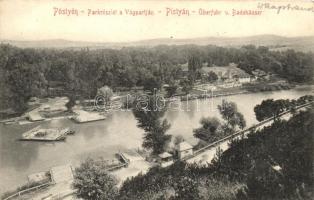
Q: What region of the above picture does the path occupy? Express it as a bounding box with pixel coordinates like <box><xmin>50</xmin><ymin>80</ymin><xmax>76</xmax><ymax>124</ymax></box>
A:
<box><xmin>187</xmin><ymin>101</ymin><xmax>313</xmax><ymax>165</ymax></box>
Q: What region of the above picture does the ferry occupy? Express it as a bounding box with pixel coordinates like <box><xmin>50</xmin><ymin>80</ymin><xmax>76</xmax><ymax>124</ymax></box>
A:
<box><xmin>20</xmin><ymin>126</ymin><xmax>74</xmax><ymax>141</ymax></box>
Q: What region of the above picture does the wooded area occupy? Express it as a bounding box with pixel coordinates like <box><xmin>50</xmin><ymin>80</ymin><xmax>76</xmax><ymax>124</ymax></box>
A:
<box><xmin>0</xmin><ymin>44</ymin><xmax>313</xmax><ymax>112</ymax></box>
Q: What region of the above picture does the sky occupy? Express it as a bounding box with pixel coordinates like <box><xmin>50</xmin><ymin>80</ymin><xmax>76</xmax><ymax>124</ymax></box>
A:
<box><xmin>0</xmin><ymin>0</ymin><xmax>314</xmax><ymax>42</ymax></box>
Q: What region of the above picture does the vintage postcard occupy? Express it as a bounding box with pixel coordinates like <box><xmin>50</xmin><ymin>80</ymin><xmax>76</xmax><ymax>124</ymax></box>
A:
<box><xmin>0</xmin><ymin>0</ymin><xmax>313</xmax><ymax>199</ymax></box>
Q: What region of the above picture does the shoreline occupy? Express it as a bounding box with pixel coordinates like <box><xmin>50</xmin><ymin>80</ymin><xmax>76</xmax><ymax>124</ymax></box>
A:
<box><xmin>180</xmin><ymin>83</ymin><xmax>314</xmax><ymax>102</ymax></box>
<box><xmin>1</xmin><ymin>84</ymin><xmax>313</xmax><ymax>125</ymax></box>
<box><xmin>180</xmin><ymin>84</ymin><xmax>293</xmax><ymax>102</ymax></box>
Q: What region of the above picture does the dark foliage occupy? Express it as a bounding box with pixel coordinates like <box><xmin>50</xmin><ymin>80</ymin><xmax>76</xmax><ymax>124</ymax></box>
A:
<box><xmin>1</xmin><ymin>44</ymin><xmax>312</xmax><ymax>112</ymax></box>
<box><xmin>254</xmin><ymin>95</ymin><xmax>313</xmax><ymax>121</ymax></box>
<box><xmin>73</xmin><ymin>158</ymin><xmax>118</xmax><ymax>200</ymax></box>
<box><xmin>132</xmin><ymin>95</ymin><xmax>172</xmax><ymax>155</ymax></box>
<box><xmin>211</xmin><ymin>108</ymin><xmax>314</xmax><ymax>199</ymax></box>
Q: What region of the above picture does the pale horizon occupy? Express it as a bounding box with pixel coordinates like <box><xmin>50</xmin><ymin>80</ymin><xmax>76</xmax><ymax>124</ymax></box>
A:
<box><xmin>1</xmin><ymin>33</ymin><xmax>314</xmax><ymax>43</ymax></box>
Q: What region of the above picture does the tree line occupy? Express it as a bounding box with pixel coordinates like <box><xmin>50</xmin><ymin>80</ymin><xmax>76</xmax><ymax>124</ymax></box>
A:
<box><xmin>0</xmin><ymin>44</ymin><xmax>313</xmax><ymax>112</ymax></box>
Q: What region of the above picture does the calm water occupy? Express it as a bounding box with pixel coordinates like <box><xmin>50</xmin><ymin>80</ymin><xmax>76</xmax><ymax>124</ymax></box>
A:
<box><xmin>0</xmin><ymin>86</ymin><xmax>313</xmax><ymax>194</ymax></box>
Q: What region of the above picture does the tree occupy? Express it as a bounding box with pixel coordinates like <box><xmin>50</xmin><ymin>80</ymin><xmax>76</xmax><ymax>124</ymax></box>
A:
<box><xmin>179</xmin><ymin>79</ymin><xmax>193</xmax><ymax>95</ymax></box>
<box><xmin>193</xmin><ymin>117</ymin><xmax>223</xmax><ymax>142</ymax></box>
<box><xmin>165</xmin><ymin>84</ymin><xmax>178</xmax><ymax>97</ymax></box>
<box><xmin>207</xmin><ymin>71</ymin><xmax>218</xmax><ymax>83</ymax></box>
<box><xmin>6</xmin><ymin>61</ymin><xmax>48</xmax><ymax>112</ymax></box>
<box><xmin>73</xmin><ymin>158</ymin><xmax>118</xmax><ymax>200</ymax></box>
<box><xmin>143</xmin><ymin>119</ymin><xmax>172</xmax><ymax>155</ymax></box>
<box><xmin>143</xmin><ymin>75</ymin><xmax>162</xmax><ymax>93</ymax></box>
<box><xmin>133</xmin><ymin>95</ymin><xmax>172</xmax><ymax>155</ymax></box>
<box><xmin>171</xmin><ymin>177</ymin><xmax>202</xmax><ymax>200</ymax></box>
<box><xmin>254</xmin><ymin>99</ymin><xmax>275</xmax><ymax>121</ymax></box>
<box><xmin>97</xmin><ymin>85</ymin><xmax>113</xmax><ymax>106</ymax></box>
<box><xmin>188</xmin><ymin>51</ymin><xmax>202</xmax><ymax>83</ymax></box>
<box><xmin>65</xmin><ymin>95</ymin><xmax>76</xmax><ymax>111</ymax></box>
<box><xmin>244</xmin><ymin>159</ymin><xmax>284</xmax><ymax>200</ymax></box>
<box><xmin>218</xmin><ymin>100</ymin><xmax>246</xmax><ymax>133</ymax></box>
<box><xmin>254</xmin><ymin>98</ymin><xmax>291</xmax><ymax>122</ymax></box>
<box><xmin>173</xmin><ymin>135</ymin><xmax>185</xmax><ymax>145</ymax></box>
<box><xmin>132</xmin><ymin>95</ymin><xmax>167</xmax><ymax>132</ymax></box>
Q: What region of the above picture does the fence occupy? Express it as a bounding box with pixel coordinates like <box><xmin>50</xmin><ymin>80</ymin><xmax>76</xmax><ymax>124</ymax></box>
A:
<box><xmin>3</xmin><ymin>182</ymin><xmax>52</xmax><ymax>200</ymax></box>
<box><xmin>184</xmin><ymin>101</ymin><xmax>314</xmax><ymax>161</ymax></box>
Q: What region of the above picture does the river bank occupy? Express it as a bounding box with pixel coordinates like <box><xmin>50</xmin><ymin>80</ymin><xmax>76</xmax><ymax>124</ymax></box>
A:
<box><xmin>0</xmin><ymin>87</ymin><xmax>313</xmax><ymax>194</ymax></box>
<box><xmin>0</xmin><ymin>82</ymin><xmax>308</xmax><ymax>125</ymax></box>
<box><xmin>180</xmin><ymin>82</ymin><xmax>296</xmax><ymax>101</ymax></box>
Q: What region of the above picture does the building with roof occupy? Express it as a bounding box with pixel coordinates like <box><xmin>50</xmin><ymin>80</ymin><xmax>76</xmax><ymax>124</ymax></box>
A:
<box><xmin>238</xmin><ymin>75</ymin><xmax>251</xmax><ymax>83</ymax></box>
<box><xmin>176</xmin><ymin>141</ymin><xmax>193</xmax><ymax>159</ymax></box>
<box><xmin>200</xmin><ymin>63</ymin><xmax>253</xmax><ymax>87</ymax></box>
<box><xmin>158</xmin><ymin>152</ymin><xmax>174</xmax><ymax>167</ymax></box>
<box><xmin>27</xmin><ymin>112</ymin><xmax>44</xmax><ymax>122</ymax></box>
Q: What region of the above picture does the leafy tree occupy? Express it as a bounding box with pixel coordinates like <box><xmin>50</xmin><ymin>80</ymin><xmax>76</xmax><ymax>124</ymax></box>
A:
<box><xmin>173</xmin><ymin>135</ymin><xmax>185</xmax><ymax>145</ymax></box>
<box><xmin>188</xmin><ymin>53</ymin><xmax>202</xmax><ymax>83</ymax></box>
<box><xmin>133</xmin><ymin>95</ymin><xmax>172</xmax><ymax>155</ymax></box>
<box><xmin>243</xmin><ymin>160</ymin><xmax>284</xmax><ymax>200</ymax></box>
<box><xmin>6</xmin><ymin>62</ymin><xmax>47</xmax><ymax>112</ymax></box>
<box><xmin>165</xmin><ymin>84</ymin><xmax>178</xmax><ymax>97</ymax></box>
<box><xmin>97</xmin><ymin>85</ymin><xmax>113</xmax><ymax>106</ymax></box>
<box><xmin>193</xmin><ymin>101</ymin><xmax>246</xmax><ymax>143</ymax></box>
<box><xmin>218</xmin><ymin>100</ymin><xmax>246</xmax><ymax>133</ymax></box>
<box><xmin>193</xmin><ymin>117</ymin><xmax>223</xmax><ymax>142</ymax></box>
<box><xmin>254</xmin><ymin>99</ymin><xmax>276</xmax><ymax>121</ymax></box>
<box><xmin>170</xmin><ymin>177</ymin><xmax>202</xmax><ymax>200</ymax></box>
<box><xmin>132</xmin><ymin>95</ymin><xmax>166</xmax><ymax>132</ymax></box>
<box><xmin>143</xmin><ymin>119</ymin><xmax>172</xmax><ymax>155</ymax></box>
<box><xmin>73</xmin><ymin>158</ymin><xmax>118</xmax><ymax>200</ymax></box>
<box><xmin>207</xmin><ymin>71</ymin><xmax>218</xmax><ymax>83</ymax></box>
<box><xmin>143</xmin><ymin>75</ymin><xmax>162</xmax><ymax>93</ymax></box>
<box><xmin>179</xmin><ymin>79</ymin><xmax>193</xmax><ymax>95</ymax></box>
<box><xmin>297</xmin><ymin>95</ymin><xmax>314</xmax><ymax>104</ymax></box>
<box><xmin>65</xmin><ymin>95</ymin><xmax>76</xmax><ymax>111</ymax></box>
<box><xmin>254</xmin><ymin>98</ymin><xmax>293</xmax><ymax>122</ymax></box>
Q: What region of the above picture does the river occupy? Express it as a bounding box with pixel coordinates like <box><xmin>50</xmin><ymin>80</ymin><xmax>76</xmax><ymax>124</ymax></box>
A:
<box><xmin>0</xmin><ymin>86</ymin><xmax>313</xmax><ymax>194</ymax></box>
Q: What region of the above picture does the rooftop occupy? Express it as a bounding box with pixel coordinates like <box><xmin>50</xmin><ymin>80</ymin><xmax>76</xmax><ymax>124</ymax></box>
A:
<box><xmin>159</xmin><ymin>152</ymin><xmax>172</xmax><ymax>159</ymax></box>
<box><xmin>176</xmin><ymin>141</ymin><xmax>193</xmax><ymax>151</ymax></box>
<box><xmin>28</xmin><ymin>112</ymin><xmax>44</xmax><ymax>121</ymax></box>
<box><xmin>201</xmin><ymin>64</ymin><xmax>251</xmax><ymax>78</ymax></box>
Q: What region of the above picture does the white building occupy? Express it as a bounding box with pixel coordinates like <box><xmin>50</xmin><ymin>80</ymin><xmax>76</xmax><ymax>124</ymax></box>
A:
<box><xmin>176</xmin><ymin>141</ymin><xmax>193</xmax><ymax>159</ymax></box>
<box><xmin>238</xmin><ymin>75</ymin><xmax>251</xmax><ymax>83</ymax></box>
<box><xmin>158</xmin><ymin>152</ymin><xmax>174</xmax><ymax>167</ymax></box>
<box><xmin>27</xmin><ymin>112</ymin><xmax>44</xmax><ymax>122</ymax></box>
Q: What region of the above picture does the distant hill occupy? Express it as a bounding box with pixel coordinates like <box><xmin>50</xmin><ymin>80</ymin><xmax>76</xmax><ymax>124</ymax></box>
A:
<box><xmin>1</xmin><ymin>35</ymin><xmax>314</xmax><ymax>52</ymax></box>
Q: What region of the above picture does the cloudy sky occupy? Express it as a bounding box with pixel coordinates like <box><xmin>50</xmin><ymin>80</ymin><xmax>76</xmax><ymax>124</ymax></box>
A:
<box><xmin>0</xmin><ymin>0</ymin><xmax>313</xmax><ymax>42</ymax></box>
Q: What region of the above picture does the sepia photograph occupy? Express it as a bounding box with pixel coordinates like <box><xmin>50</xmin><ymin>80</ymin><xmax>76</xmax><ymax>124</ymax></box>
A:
<box><xmin>0</xmin><ymin>0</ymin><xmax>313</xmax><ymax>199</ymax></box>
